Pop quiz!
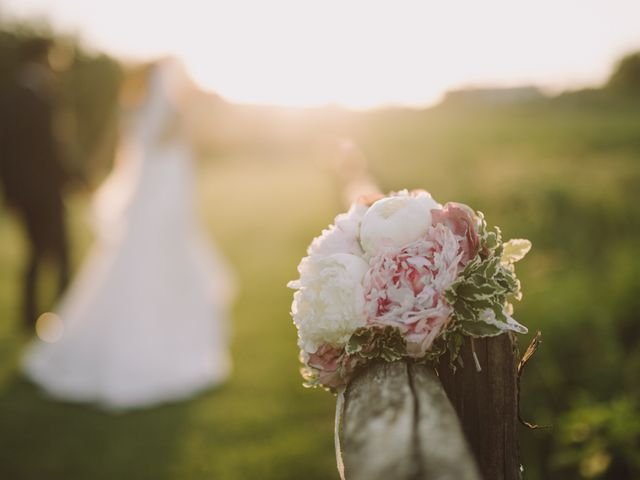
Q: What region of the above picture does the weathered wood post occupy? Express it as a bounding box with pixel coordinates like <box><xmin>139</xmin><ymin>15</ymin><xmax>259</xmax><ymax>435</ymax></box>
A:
<box><xmin>436</xmin><ymin>334</ymin><xmax>521</xmax><ymax>480</ymax></box>
<box><xmin>336</xmin><ymin>332</ymin><xmax>522</xmax><ymax>480</ymax></box>
<box><xmin>336</xmin><ymin>360</ymin><xmax>481</xmax><ymax>480</ymax></box>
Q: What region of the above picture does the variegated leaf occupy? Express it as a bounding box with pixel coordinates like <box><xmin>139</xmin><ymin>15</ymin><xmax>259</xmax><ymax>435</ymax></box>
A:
<box><xmin>501</xmin><ymin>239</ymin><xmax>532</xmax><ymax>265</ymax></box>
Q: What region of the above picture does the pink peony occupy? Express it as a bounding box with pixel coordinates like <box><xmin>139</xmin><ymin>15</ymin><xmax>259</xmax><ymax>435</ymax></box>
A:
<box><xmin>306</xmin><ymin>344</ymin><xmax>360</xmax><ymax>390</ymax></box>
<box><xmin>363</xmin><ymin>224</ymin><xmax>462</xmax><ymax>357</ymax></box>
<box><xmin>431</xmin><ymin>202</ymin><xmax>480</xmax><ymax>265</ymax></box>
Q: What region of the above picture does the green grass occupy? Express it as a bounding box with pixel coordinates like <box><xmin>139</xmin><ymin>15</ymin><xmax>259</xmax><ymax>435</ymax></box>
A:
<box><xmin>0</xmin><ymin>158</ymin><xmax>343</xmax><ymax>480</ymax></box>
<box><xmin>1</xmin><ymin>97</ymin><xmax>639</xmax><ymax>479</ymax></box>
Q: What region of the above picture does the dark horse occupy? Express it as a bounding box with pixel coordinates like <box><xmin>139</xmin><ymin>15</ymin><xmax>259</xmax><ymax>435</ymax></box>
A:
<box><xmin>0</xmin><ymin>38</ymin><xmax>70</xmax><ymax>329</ymax></box>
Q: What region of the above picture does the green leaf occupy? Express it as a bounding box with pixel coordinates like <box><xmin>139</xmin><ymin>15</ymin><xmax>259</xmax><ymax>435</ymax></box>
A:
<box><xmin>496</xmin><ymin>269</ymin><xmax>519</xmax><ymax>293</ymax></box>
<box><xmin>454</xmin><ymin>300</ymin><xmax>475</xmax><ymax>321</ymax></box>
<box><xmin>501</xmin><ymin>239</ymin><xmax>532</xmax><ymax>265</ymax></box>
<box><xmin>503</xmin><ymin>315</ymin><xmax>528</xmax><ymax>334</ymax></box>
<box><xmin>467</xmin><ymin>297</ymin><xmax>496</xmax><ymax>309</ymax></box>
<box><xmin>484</xmin><ymin>231</ymin><xmax>499</xmax><ymax>250</ymax></box>
<box><xmin>458</xmin><ymin>320</ymin><xmax>503</xmax><ymax>337</ymax></box>
<box><xmin>347</xmin><ymin>326</ymin><xmax>406</xmax><ymax>361</ymax></box>
<box><xmin>447</xmin><ymin>333</ymin><xmax>464</xmax><ymax>364</ymax></box>
<box><xmin>480</xmin><ymin>307</ymin><xmax>529</xmax><ymax>335</ymax></box>
<box><xmin>462</xmin><ymin>256</ymin><xmax>481</xmax><ymax>275</ymax></box>
<box><xmin>345</xmin><ymin>332</ymin><xmax>366</xmax><ymax>355</ymax></box>
<box><xmin>444</xmin><ymin>287</ymin><xmax>458</xmax><ymax>304</ymax></box>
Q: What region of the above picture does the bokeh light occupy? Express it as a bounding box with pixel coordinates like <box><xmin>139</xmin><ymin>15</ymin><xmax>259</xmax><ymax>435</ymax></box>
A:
<box><xmin>35</xmin><ymin>312</ymin><xmax>65</xmax><ymax>343</ymax></box>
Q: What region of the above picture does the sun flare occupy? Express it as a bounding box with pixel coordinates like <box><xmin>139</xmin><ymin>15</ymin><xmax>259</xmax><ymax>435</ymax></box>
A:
<box><xmin>3</xmin><ymin>0</ymin><xmax>640</xmax><ymax>108</ymax></box>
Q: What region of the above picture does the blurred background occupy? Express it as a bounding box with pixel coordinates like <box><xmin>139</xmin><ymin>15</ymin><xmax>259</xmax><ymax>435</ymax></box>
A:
<box><xmin>0</xmin><ymin>1</ymin><xmax>639</xmax><ymax>479</ymax></box>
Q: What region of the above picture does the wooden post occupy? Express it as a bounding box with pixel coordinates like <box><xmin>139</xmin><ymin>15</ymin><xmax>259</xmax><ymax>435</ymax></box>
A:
<box><xmin>337</xmin><ymin>360</ymin><xmax>480</xmax><ymax>480</ymax></box>
<box><xmin>436</xmin><ymin>333</ymin><xmax>521</xmax><ymax>480</ymax></box>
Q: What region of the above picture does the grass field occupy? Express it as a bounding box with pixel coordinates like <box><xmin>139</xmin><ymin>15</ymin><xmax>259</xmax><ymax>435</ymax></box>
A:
<box><xmin>1</xmin><ymin>97</ymin><xmax>639</xmax><ymax>479</ymax></box>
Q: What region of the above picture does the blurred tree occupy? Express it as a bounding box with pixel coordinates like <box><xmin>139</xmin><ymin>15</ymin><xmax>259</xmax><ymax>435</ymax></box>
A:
<box><xmin>0</xmin><ymin>22</ymin><xmax>122</xmax><ymax>187</ymax></box>
<box><xmin>0</xmin><ymin>24</ymin><xmax>53</xmax><ymax>87</ymax></box>
<box><xmin>606</xmin><ymin>52</ymin><xmax>640</xmax><ymax>95</ymax></box>
<box><xmin>57</xmin><ymin>49</ymin><xmax>122</xmax><ymax>185</ymax></box>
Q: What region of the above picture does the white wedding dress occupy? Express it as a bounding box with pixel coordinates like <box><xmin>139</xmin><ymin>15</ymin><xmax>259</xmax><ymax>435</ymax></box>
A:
<box><xmin>22</xmin><ymin>60</ymin><xmax>234</xmax><ymax>410</ymax></box>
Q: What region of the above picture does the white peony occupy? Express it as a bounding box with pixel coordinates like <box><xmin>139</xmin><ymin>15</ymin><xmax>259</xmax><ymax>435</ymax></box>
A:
<box><xmin>360</xmin><ymin>191</ymin><xmax>440</xmax><ymax>255</ymax></box>
<box><xmin>412</xmin><ymin>189</ymin><xmax>441</xmax><ymax>212</ymax></box>
<box><xmin>307</xmin><ymin>202</ymin><xmax>368</xmax><ymax>257</ymax></box>
<box><xmin>288</xmin><ymin>253</ymin><xmax>369</xmax><ymax>353</ymax></box>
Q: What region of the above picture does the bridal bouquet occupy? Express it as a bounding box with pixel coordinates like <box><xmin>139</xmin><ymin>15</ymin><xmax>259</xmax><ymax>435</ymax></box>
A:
<box><xmin>288</xmin><ymin>190</ymin><xmax>531</xmax><ymax>391</ymax></box>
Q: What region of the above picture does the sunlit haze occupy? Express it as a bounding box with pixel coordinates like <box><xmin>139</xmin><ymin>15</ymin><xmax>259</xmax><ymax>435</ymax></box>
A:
<box><xmin>2</xmin><ymin>0</ymin><xmax>640</xmax><ymax>108</ymax></box>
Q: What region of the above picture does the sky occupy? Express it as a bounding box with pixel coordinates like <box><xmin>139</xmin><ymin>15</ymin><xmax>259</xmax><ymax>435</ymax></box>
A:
<box><xmin>2</xmin><ymin>0</ymin><xmax>640</xmax><ymax>109</ymax></box>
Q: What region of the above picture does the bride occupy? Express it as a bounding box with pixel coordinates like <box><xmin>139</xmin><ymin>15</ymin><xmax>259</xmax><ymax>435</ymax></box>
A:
<box><xmin>22</xmin><ymin>58</ymin><xmax>235</xmax><ymax>410</ymax></box>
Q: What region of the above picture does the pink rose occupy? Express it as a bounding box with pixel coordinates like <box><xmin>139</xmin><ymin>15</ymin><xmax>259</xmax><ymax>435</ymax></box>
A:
<box><xmin>363</xmin><ymin>224</ymin><xmax>461</xmax><ymax>357</ymax></box>
<box><xmin>431</xmin><ymin>202</ymin><xmax>480</xmax><ymax>265</ymax></box>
